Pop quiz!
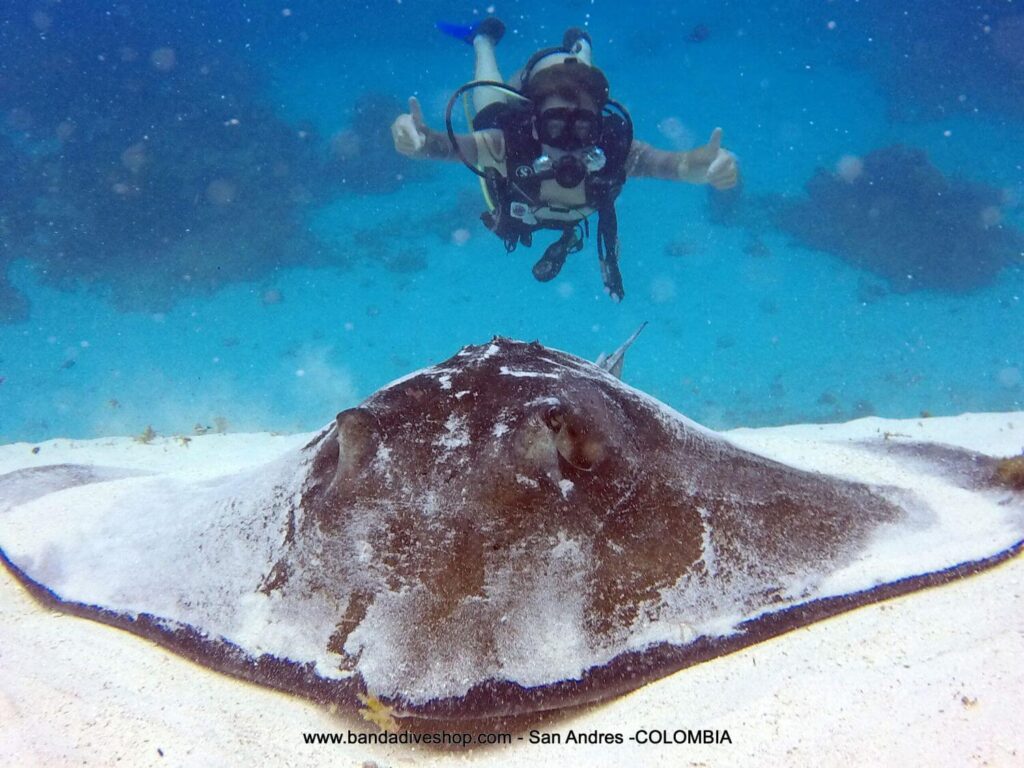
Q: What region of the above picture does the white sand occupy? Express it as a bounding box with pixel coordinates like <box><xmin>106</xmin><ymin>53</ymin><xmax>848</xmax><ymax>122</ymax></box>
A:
<box><xmin>1</xmin><ymin>413</ymin><xmax>1022</xmax><ymax>767</ymax></box>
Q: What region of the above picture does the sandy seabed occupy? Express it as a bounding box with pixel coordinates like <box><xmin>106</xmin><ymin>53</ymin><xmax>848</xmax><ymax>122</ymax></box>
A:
<box><xmin>1</xmin><ymin>412</ymin><xmax>1022</xmax><ymax>767</ymax></box>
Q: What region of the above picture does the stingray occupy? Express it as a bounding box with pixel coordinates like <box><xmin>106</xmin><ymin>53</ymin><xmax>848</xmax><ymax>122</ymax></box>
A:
<box><xmin>0</xmin><ymin>336</ymin><xmax>1021</xmax><ymax>727</ymax></box>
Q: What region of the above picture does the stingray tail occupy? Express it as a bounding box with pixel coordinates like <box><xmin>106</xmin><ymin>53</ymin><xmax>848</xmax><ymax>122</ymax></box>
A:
<box><xmin>596</xmin><ymin>321</ymin><xmax>649</xmax><ymax>379</ymax></box>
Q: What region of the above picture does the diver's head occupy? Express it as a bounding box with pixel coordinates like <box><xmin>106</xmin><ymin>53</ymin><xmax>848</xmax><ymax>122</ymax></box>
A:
<box><xmin>528</xmin><ymin>87</ymin><xmax>608</xmax><ymax>188</ymax></box>
<box><xmin>523</xmin><ymin>57</ymin><xmax>609</xmax><ymax>111</ymax></box>
<box><xmin>524</xmin><ymin>61</ymin><xmax>608</xmax><ymax>152</ymax></box>
<box><xmin>515</xmin><ymin>29</ymin><xmax>610</xmax><ymax>152</ymax></box>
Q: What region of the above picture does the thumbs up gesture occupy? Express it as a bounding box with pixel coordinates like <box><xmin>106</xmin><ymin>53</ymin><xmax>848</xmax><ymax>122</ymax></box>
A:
<box><xmin>683</xmin><ymin>128</ymin><xmax>738</xmax><ymax>190</ymax></box>
<box><xmin>391</xmin><ymin>96</ymin><xmax>429</xmax><ymax>157</ymax></box>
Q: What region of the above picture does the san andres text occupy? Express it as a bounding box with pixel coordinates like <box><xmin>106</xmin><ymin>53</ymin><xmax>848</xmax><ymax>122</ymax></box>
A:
<box><xmin>529</xmin><ymin>729</ymin><xmax>733</xmax><ymax>745</ymax></box>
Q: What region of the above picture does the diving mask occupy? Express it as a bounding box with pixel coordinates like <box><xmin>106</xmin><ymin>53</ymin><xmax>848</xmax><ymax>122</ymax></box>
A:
<box><xmin>536</xmin><ymin>107</ymin><xmax>603</xmax><ymax>151</ymax></box>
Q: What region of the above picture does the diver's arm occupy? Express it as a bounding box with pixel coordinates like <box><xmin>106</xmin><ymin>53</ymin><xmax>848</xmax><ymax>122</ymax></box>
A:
<box><xmin>625</xmin><ymin>141</ymin><xmax>681</xmax><ymax>179</ymax></box>
<box><xmin>627</xmin><ymin>128</ymin><xmax>738</xmax><ymax>190</ymax></box>
<box><xmin>420</xmin><ymin>128</ymin><xmax>481</xmax><ymax>163</ymax></box>
<box><xmin>391</xmin><ymin>96</ymin><xmax>481</xmax><ymax>164</ymax></box>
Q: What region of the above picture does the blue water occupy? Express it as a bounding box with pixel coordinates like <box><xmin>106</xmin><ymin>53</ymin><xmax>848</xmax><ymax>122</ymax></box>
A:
<box><xmin>1</xmin><ymin>1</ymin><xmax>1022</xmax><ymax>442</ymax></box>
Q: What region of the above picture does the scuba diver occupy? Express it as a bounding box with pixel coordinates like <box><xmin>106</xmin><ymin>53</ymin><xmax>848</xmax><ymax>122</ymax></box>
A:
<box><xmin>390</xmin><ymin>18</ymin><xmax>738</xmax><ymax>302</ymax></box>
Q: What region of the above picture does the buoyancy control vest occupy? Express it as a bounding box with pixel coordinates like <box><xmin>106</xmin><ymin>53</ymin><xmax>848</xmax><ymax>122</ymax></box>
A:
<box><xmin>444</xmin><ymin>81</ymin><xmax>634</xmax><ymax>262</ymax></box>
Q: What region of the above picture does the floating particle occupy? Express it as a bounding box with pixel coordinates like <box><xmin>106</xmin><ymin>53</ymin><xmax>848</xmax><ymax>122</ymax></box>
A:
<box><xmin>150</xmin><ymin>47</ymin><xmax>177</xmax><ymax>72</ymax></box>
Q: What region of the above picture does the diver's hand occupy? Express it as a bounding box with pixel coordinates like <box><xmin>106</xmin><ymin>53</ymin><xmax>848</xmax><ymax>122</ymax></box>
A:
<box><xmin>681</xmin><ymin>128</ymin><xmax>738</xmax><ymax>190</ymax></box>
<box><xmin>600</xmin><ymin>257</ymin><xmax>625</xmax><ymax>303</ymax></box>
<box><xmin>391</xmin><ymin>96</ymin><xmax>428</xmax><ymax>157</ymax></box>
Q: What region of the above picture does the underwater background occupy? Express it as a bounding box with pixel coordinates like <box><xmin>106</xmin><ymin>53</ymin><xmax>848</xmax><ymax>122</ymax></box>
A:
<box><xmin>0</xmin><ymin>0</ymin><xmax>1021</xmax><ymax>442</ymax></box>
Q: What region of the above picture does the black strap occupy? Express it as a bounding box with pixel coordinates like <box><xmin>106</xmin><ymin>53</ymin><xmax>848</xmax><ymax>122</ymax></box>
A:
<box><xmin>596</xmin><ymin>200</ymin><xmax>624</xmax><ymax>299</ymax></box>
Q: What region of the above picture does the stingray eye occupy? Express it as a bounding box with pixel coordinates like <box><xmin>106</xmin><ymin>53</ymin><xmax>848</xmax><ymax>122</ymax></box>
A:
<box><xmin>545</xmin><ymin>406</ymin><xmax>601</xmax><ymax>473</ymax></box>
<box><xmin>543</xmin><ymin>405</ymin><xmax>566</xmax><ymax>432</ymax></box>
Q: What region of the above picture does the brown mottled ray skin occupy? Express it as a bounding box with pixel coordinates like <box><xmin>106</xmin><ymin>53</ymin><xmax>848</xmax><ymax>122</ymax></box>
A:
<box><xmin>1</xmin><ymin>338</ymin><xmax>1021</xmax><ymax>732</ymax></box>
<box><xmin>298</xmin><ymin>340</ymin><xmax>904</xmax><ymax>652</ymax></box>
